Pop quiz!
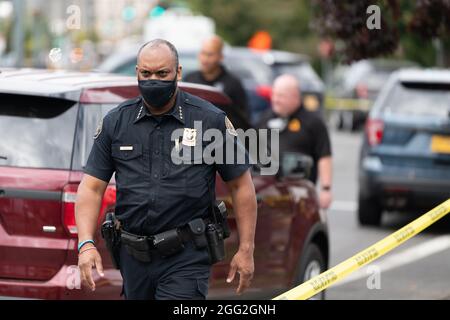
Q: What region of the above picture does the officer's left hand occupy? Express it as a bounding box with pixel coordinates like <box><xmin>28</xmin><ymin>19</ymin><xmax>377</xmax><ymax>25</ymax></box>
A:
<box><xmin>319</xmin><ymin>190</ymin><xmax>332</xmax><ymax>209</ymax></box>
<box><xmin>226</xmin><ymin>248</ymin><xmax>254</xmax><ymax>295</ymax></box>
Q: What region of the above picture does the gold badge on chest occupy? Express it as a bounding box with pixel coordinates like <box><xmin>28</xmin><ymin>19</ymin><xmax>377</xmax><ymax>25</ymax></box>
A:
<box><xmin>288</xmin><ymin>118</ymin><xmax>301</xmax><ymax>132</ymax></box>
<box><xmin>182</xmin><ymin>128</ymin><xmax>197</xmax><ymax>147</ymax></box>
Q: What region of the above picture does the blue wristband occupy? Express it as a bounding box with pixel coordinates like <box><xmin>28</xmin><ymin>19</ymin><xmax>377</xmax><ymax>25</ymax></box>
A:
<box><xmin>78</xmin><ymin>240</ymin><xmax>95</xmax><ymax>252</ymax></box>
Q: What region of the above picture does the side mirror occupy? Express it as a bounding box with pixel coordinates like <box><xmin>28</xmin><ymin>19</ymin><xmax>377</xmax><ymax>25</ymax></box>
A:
<box><xmin>279</xmin><ymin>152</ymin><xmax>313</xmax><ymax>179</ymax></box>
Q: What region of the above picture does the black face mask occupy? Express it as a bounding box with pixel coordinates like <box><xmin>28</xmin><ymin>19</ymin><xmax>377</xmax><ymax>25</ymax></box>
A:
<box><xmin>138</xmin><ymin>75</ymin><xmax>177</xmax><ymax>109</ymax></box>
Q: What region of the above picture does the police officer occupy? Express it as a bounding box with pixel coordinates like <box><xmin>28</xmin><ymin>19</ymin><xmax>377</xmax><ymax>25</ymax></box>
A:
<box><xmin>258</xmin><ymin>74</ymin><xmax>333</xmax><ymax>209</ymax></box>
<box><xmin>184</xmin><ymin>35</ymin><xmax>250</xmax><ymax>123</ymax></box>
<box><xmin>75</xmin><ymin>39</ymin><xmax>257</xmax><ymax>300</ymax></box>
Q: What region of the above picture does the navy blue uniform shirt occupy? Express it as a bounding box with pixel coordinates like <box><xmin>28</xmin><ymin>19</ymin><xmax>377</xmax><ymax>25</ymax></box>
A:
<box><xmin>84</xmin><ymin>90</ymin><xmax>250</xmax><ymax>235</ymax></box>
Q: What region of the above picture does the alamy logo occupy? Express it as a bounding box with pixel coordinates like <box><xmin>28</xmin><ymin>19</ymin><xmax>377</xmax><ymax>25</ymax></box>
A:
<box><xmin>366</xmin><ymin>265</ymin><xmax>381</xmax><ymax>290</ymax></box>
<box><xmin>66</xmin><ymin>265</ymin><xmax>81</xmax><ymax>290</ymax></box>
<box><xmin>66</xmin><ymin>5</ymin><xmax>81</xmax><ymax>30</ymax></box>
<box><xmin>170</xmin><ymin>121</ymin><xmax>280</xmax><ymax>176</ymax></box>
<box><xmin>366</xmin><ymin>5</ymin><xmax>381</xmax><ymax>30</ymax></box>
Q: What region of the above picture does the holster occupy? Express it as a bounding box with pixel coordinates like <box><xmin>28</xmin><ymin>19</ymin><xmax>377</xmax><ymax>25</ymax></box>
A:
<box><xmin>205</xmin><ymin>223</ymin><xmax>226</xmax><ymax>264</ymax></box>
<box><xmin>101</xmin><ymin>212</ymin><xmax>121</xmax><ymax>269</ymax></box>
<box><xmin>204</xmin><ymin>177</ymin><xmax>229</xmax><ymax>264</ymax></box>
<box><xmin>212</xmin><ymin>201</ymin><xmax>231</xmax><ymax>239</ymax></box>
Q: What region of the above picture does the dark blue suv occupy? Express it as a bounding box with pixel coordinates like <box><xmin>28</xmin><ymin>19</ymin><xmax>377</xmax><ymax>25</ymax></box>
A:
<box><xmin>358</xmin><ymin>69</ymin><xmax>450</xmax><ymax>226</ymax></box>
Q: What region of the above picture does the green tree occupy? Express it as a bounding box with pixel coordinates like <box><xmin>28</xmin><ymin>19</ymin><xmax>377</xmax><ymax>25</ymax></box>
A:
<box><xmin>313</xmin><ymin>0</ymin><xmax>450</xmax><ymax>66</ymax></box>
<box><xmin>187</xmin><ymin>0</ymin><xmax>318</xmax><ymax>56</ymax></box>
<box><xmin>184</xmin><ymin>0</ymin><xmax>449</xmax><ymax>68</ymax></box>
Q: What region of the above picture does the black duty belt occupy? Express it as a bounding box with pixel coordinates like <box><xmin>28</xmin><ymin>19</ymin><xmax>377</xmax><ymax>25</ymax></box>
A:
<box><xmin>120</xmin><ymin>218</ymin><xmax>208</xmax><ymax>263</ymax></box>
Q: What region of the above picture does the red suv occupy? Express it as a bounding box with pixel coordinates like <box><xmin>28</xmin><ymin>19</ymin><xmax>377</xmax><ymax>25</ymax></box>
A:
<box><xmin>0</xmin><ymin>69</ymin><xmax>329</xmax><ymax>300</ymax></box>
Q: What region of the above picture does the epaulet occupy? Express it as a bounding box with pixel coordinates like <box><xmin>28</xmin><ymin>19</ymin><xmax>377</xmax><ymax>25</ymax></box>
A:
<box><xmin>117</xmin><ymin>97</ymin><xmax>141</xmax><ymax>110</ymax></box>
<box><xmin>182</xmin><ymin>93</ymin><xmax>207</xmax><ymax>108</ymax></box>
<box><xmin>182</xmin><ymin>91</ymin><xmax>223</xmax><ymax>115</ymax></box>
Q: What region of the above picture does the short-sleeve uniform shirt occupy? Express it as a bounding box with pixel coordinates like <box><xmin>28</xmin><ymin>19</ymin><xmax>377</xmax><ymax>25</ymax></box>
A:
<box><xmin>84</xmin><ymin>90</ymin><xmax>250</xmax><ymax>235</ymax></box>
<box><xmin>258</xmin><ymin>106</ymin><xmax>332</xmax><ymax>183</ymax></box>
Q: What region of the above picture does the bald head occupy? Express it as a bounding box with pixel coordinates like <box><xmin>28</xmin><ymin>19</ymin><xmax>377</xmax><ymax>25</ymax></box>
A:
<box><xmin>135</xmin><ymin>39</ymin><xmax>182</xmax><ymax>86</ymax></box>
<box><xmin>271</xmin><ymin>74</ymin><xmax>302</xmax><ymax>117</ymax></box>
<box><xmin>199</xmin><ymin>35</ymin><xmax>224</xmax><ymax>75</ymax></box>
<box><xmin>137</xmin><ymin>39</ymin><xmax>179</xmax><ymax>68</ymax></box>
<box><xmin>203</xmin><ymin>35</ymin><xmax>224</xmax><ymax>53</ymax></box>
<box><xmin>274</xmin><ymin>74</ymin><xmax>300</xmax><ymax>92</ymax></box>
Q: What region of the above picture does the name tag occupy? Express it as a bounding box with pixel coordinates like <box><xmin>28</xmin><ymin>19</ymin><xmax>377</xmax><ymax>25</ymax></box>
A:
<box><xmin>120</xmin><ymin>146</ymin><xmax>134</xmax><ymax>151</ymax></box>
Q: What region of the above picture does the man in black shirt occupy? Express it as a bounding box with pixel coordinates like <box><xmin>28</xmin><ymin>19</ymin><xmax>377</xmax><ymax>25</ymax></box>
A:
<box><xmin>258</xmin><ymin>74</ymin><xmax>333</xmax><ymax>209</ymax></box>
<box><xmin>184</xmin><ymin>35</ymin><xmax>249</xmax><ymax>124</ymax></box>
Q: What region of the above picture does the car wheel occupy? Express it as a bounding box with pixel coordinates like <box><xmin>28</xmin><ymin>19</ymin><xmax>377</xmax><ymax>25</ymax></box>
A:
<box><xmin>358</xmin><ymin>195</ymin><xmax>382</xmax><ymax>226</ymax></box>
<box><xmin>296</xmin><ymin>243</ymin><xmax>326</xmax><ymax>300</ymax></box>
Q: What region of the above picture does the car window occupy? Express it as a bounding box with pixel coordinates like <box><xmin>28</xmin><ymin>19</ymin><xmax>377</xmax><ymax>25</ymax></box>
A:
<box><xmin>332</xmin><ymin>61</ymin><xmax>416</xmax><ymax>94</ymax></box>
<box><xmin>179</xmin><ymin>53</ymin><xmax>199</xmax><ymax>78</ymax></box>
<box><xmin>340</xmin><ymin>61</ymin><xmax>372</xmax><ymax>91</ymax></box>
<box><xmin>328</xmin><ymin>65</ymin><xmax>350</xmax><ymax>93</ymax></box>
<box><xmin>0</xmin><ymin>94</ymin><xmax>78</xmax><ymax>169</ymax></box>
<box><xmin>365</xmin><ymin>71</ymin><xmax>392</xmax><ymax>91</ymax></box>
<box><xmin>224</xmin><ymin>56</ymin><xmax>273</xmax><ymax>86</ymax></box>
<box><xmin>72</xmin><ymin>103</ymin><xmax>118</xmax><ymax>171</ymax></box>
<box><xmin>382</xmin><ymin>82</ymin><xmax>450</xmax><ymax>119</ymax></box>
<box><xmin>274</xmin><ymin>63</ymin><xmax>323</xmax><ymax>90</ymax></box>
<box><xmin>114</xmin><ymin>59</ymin><xmax>137</xmax><ymax>75</ymax></box>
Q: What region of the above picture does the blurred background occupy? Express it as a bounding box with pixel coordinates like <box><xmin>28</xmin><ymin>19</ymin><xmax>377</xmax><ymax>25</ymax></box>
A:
<box><xmin>1</xmin><ymin>0</ymin><xmax>449</xmax><ymax>126</ymax></box>
<box><xmin>1</xmin><ymin>0</ymin><xmax>449</xmax><ymax>70</ymax></box>
<box><xmin>1</xmin><ymin>0</ymin><xmax>450</xmax><ymax>299</ymax></box>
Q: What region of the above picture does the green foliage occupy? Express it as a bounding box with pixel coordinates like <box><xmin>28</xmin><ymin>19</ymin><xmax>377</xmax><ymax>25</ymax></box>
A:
<box><xmin>313</xmin><ymin>0</ymin><xmax>450</xmax><ymax>66</ymax></box>
<box><xmin>188</xmin><ymin>0</ymin><xmax>314</xmax><ymax>51</ymax></box>
<box><xmin>186</xmin><ymin>0</ymin><xmax>450</xmax><ymax>67</ymax></box>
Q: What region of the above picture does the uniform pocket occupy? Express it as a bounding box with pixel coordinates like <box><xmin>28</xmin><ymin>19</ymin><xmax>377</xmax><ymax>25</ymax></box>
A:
<box><xmin>111</xmin><ymin>144</ymin><xmax>143</xmax><ymax>160</ymax></box>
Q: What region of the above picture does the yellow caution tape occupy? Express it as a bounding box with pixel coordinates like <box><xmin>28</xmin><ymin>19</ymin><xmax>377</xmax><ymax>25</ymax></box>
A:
<box><xmin>325</xmin><ymin>96</ymin><xmax>372</xmax><ymax>112</ymax></box>
<box><xmin>273</xmin><ymin>198</ymin><xmax>450</xmax><ymax>300</ymax></box>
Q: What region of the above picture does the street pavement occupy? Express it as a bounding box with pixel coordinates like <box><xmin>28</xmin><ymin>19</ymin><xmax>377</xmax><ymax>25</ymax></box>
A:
<box><xmin>326</xmin><ymin>129</ymin><xmax>450</xmax><ymax>300</ymax></box>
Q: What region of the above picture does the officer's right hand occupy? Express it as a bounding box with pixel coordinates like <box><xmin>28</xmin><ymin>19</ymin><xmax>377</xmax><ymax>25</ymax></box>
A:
<box><xmin>78</xmin><ymin>244</ymin><xmax>104</xmax><ymax>291</ymax></box>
